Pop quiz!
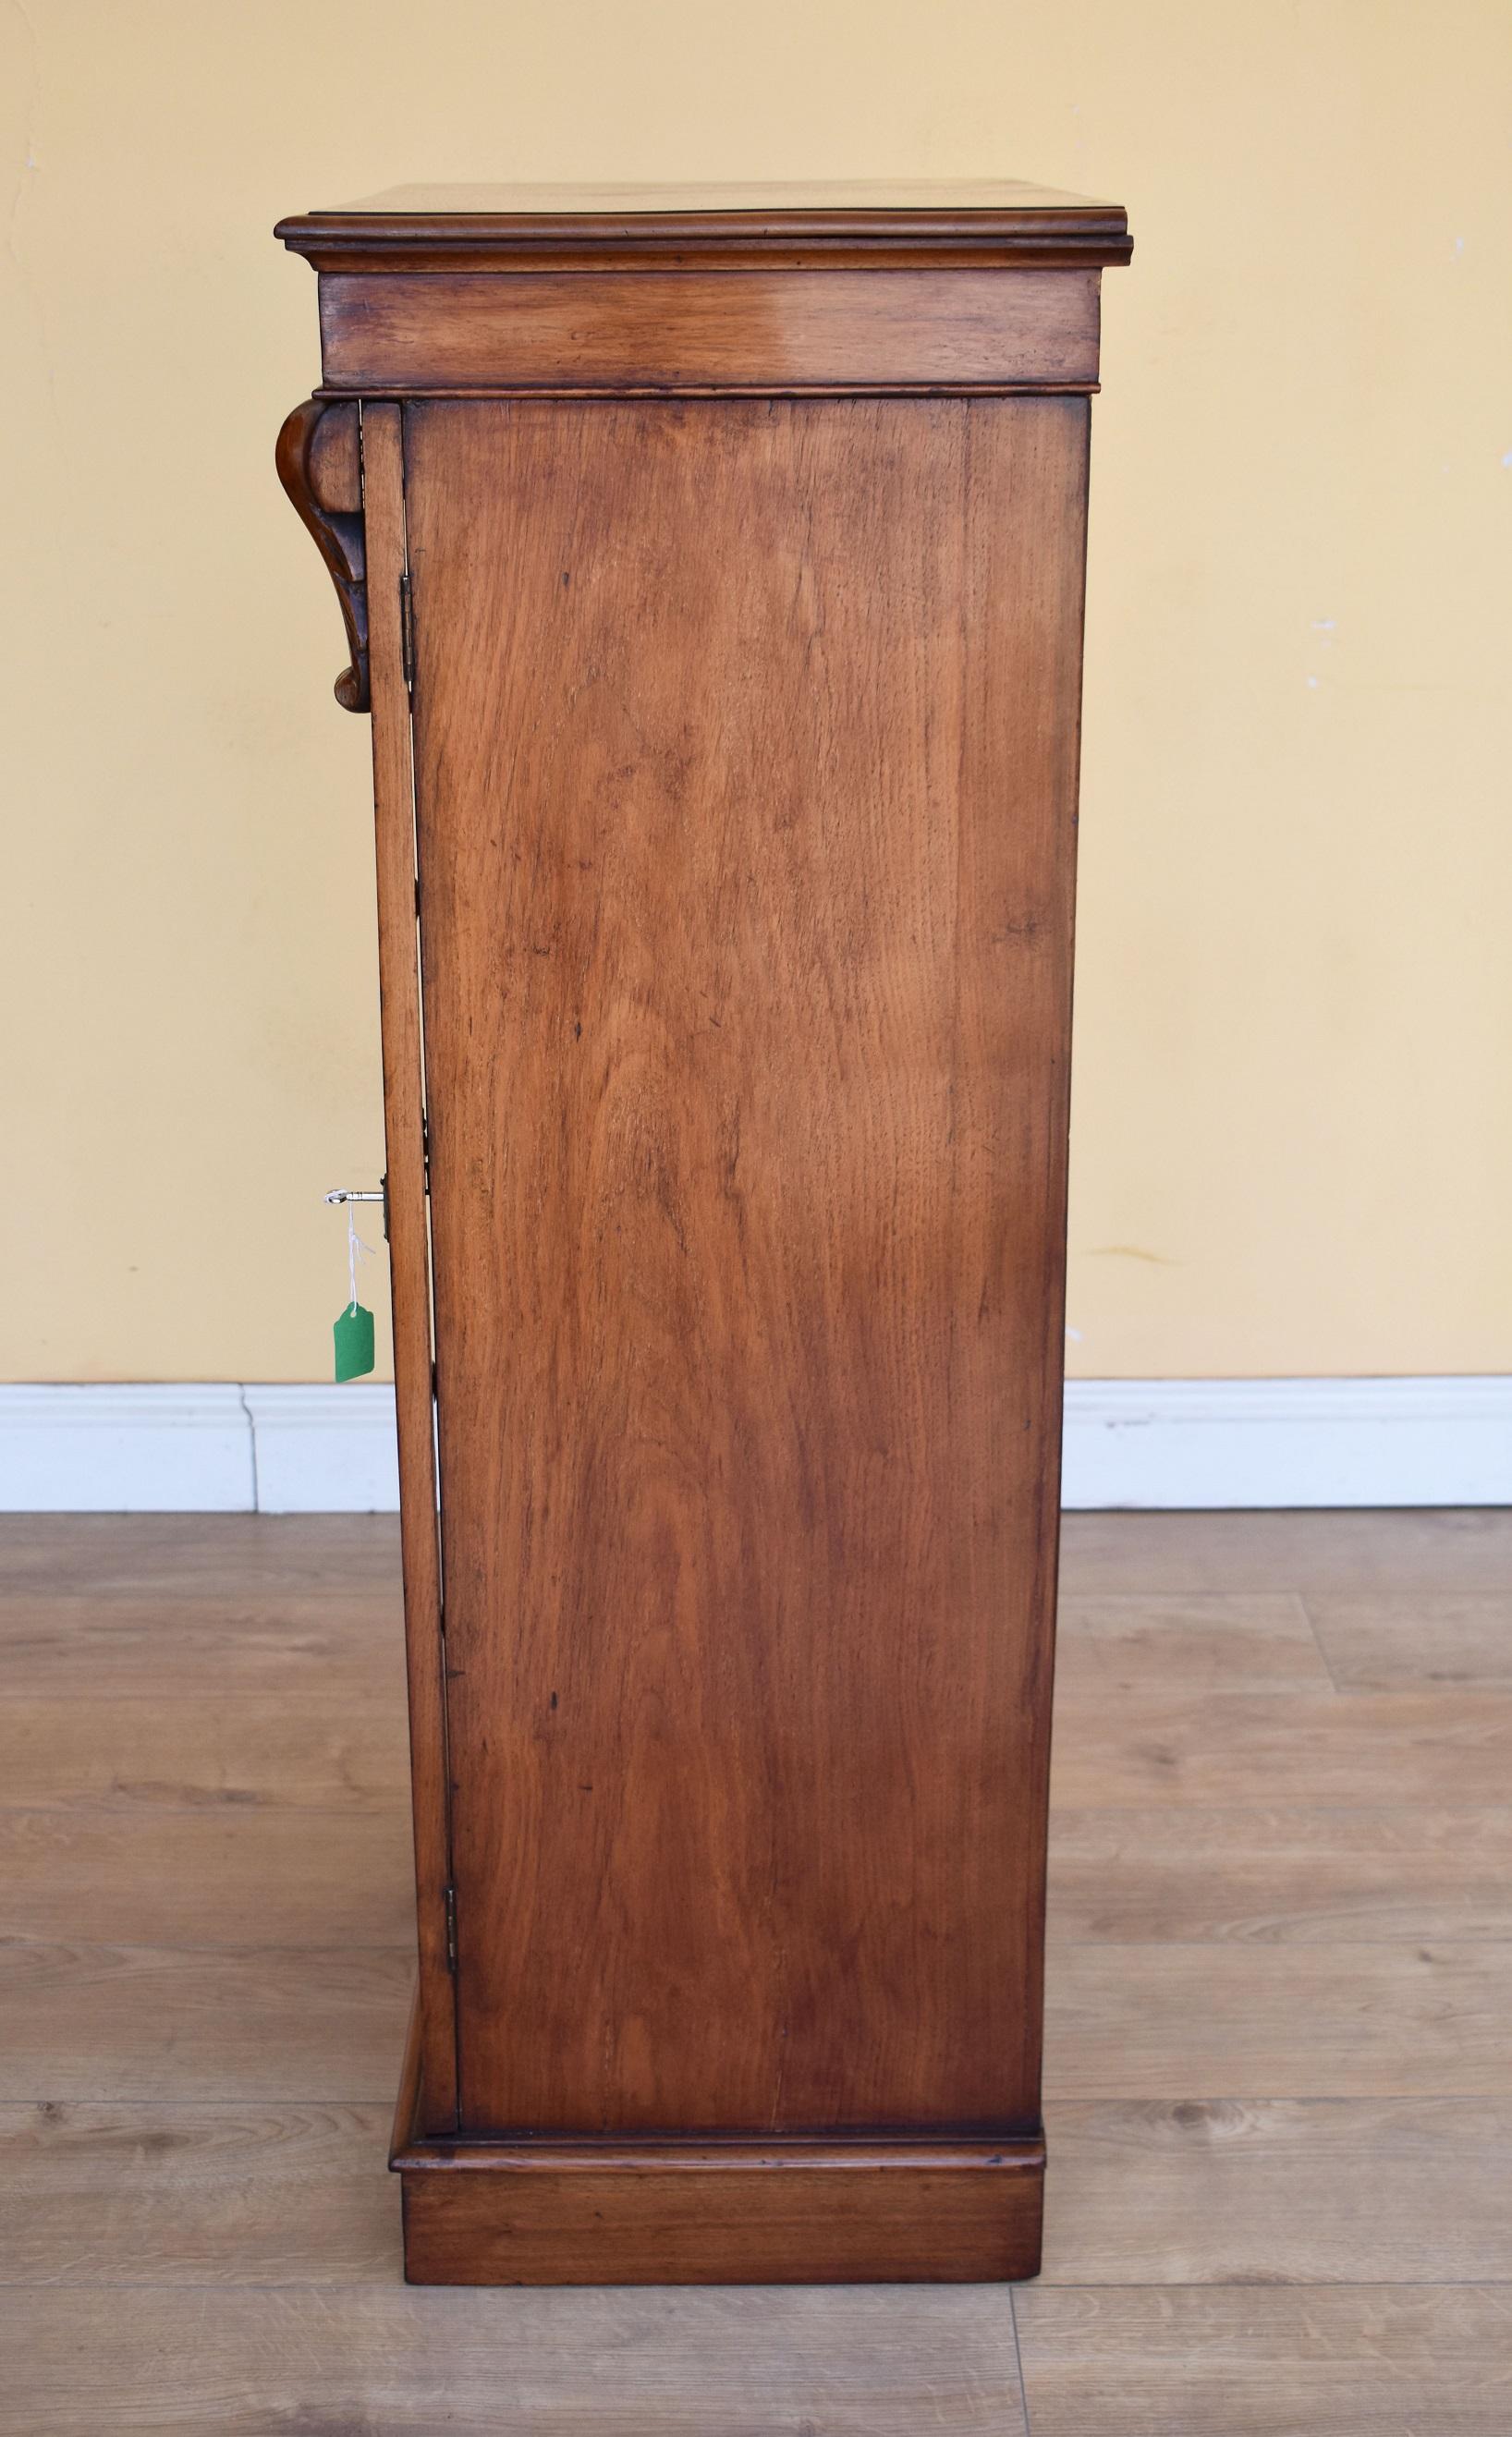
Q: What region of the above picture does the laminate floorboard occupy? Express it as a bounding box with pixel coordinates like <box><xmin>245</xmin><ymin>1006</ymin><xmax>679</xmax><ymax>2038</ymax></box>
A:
<box><xmin>0</xmin><ymin>1590</ymin><xmax>408</xmax><ymax>1698</ymax></box>
<box><xmin>1055</xmin><ymin>1590</ymin><xmax>1333</xmax><ymax>1695</ymax></box>
<box><xmin>0</xmin><ymin>2100</ymin><xmax>399</xmax><ymax>2285</ymax></box>
<box><xmin>0</xmin><ymin>1807</ymin><xmax>414</xmax><ymax>1945</ymax></box>
<box><xmin>1046</xmin><ymin>1939</ymin><xmax>1512</xmax><ymax>2097</ymax></box>
<box><xmin>1049</xmin><ymin>1805</ymin><xmax>1512</xmax><ymax>1942</ymax></box>
<box><xmin>0</xmin><ymin>1695</ymin><xmax>408</xmax><ymax>1809</ymax></box>
<box><xmin>0</xmin><ymin>1509</ymin><xmax>1506</xmax><ymax>2435</ymax></box>
<box><xmin>1013</xmin><ymin>2285</ymin><xmax>1512</xmax><ymax>2437</ymax></box>
<box><xmin>0</xmin><ymin>1939</ymin><xmax>410</xmax><ymax>2102</ymax></box>
<box><xmin>1050</xmin><ymin>1684</ymin><xmax>1512</xmax><ymax>1808</ymax></box>
<box><xmin>1306</xmin><ymin>1591</ymin><xmax>1512</xmax><ymax>1690</ymax></box>
<box><xmin>0</xmin><ymin>2285</ymin><xmax>1028</xmax><ymax>2435</ymax></box>
<box><xmin>1040</xmin><ymin>2097</ymin><xmax>1512</xmax><ymax>2285</ymax></box>
<box><xmin>1057</xmin><ymin>1507</ymin><xmax>1512</xmax><ymax>1596</ymax></box>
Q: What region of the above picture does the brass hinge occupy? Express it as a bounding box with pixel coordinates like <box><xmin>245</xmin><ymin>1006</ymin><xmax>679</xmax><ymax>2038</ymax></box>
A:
<box><xmin>444</xmin><ymin>1883</ymin><xmax>457</xmax><ymax>1974</ymax></box>
<box><xmin>399</xmin><ymin>571</ymin><xmax>416</xmax><ymax>690</ymax></box>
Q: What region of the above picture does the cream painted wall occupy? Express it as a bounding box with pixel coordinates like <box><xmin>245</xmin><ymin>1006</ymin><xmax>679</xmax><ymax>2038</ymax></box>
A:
<box><xmin>3</xmin><ymin>1</ymin><xmax>1509</xmax><ymax>1383</ymax></box>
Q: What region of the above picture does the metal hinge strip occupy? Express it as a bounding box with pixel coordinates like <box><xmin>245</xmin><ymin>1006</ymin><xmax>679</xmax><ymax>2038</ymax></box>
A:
<box><xmin>399</xmin><ymin>571</ymin><xmax>416</xmax><ymax>690</ymax></box>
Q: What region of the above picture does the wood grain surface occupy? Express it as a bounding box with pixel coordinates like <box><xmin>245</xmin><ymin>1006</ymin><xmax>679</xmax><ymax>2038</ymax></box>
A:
<box><xmin>0</xmin><ymin>2101</ymin><xmax>397</xmax><ymax>2285</ymax></box>
<box><xmin>277</xmin><ymin>177</ymin><xmax>1132</xmax><ymax>280</ymax></box>
<box><xmin>1057</xmin><ymin>1506</ymin><xmax>1512</xmax><ymax>1596</ymax></box>
<box><xmin>402</xmin><ymin>2140</ymin><xmax>1044</xmax><ymax>2287</ymax></box>
<box><xmin>274</xmin><ymin>396</ymin><xmax>370</xmax><ymax>708</ymax></box>
<box><xmin>1013</xmin><ymin>2286</ymin><xmax>1512</xmax><ymax>2437</ymax></box>
<box><xmin>0</xmin><ymin>1591</ymin><xmax>406</xmax><ymax>1697</ymax></box>
<box><xmin>316</xmin><ymin>267</ymin><xmax>1101</xmax><ymax>393</ymax></box>
<box><xmin>1050</xmin><ymin>1684</ymin><xmax>1512</xmax><ymax>1808</ymax></box>
<box><xmin>360</xmin><ymin>404</ymin><xmax>458</xmax><ymax>2137</ymax></box>
<box><xmin>0</xmin><ymin>1942</ymin><xmax>409</xmax><ymax>2102</ymax></box>
<box><xmin>1046</xmin><ymin>1941</ymin><xmax>1512</xmax><ymax>2098</ymax></box>
<box><xmin>1307</xmin><ymin>1591</ymin><xmax>1512</xmax><ymax>1689</ymax></box>
<box><xmin>1049</xmin><ymin>1803</ymin><xmax>1512</xmax><ymax>1942</ymax></box>
<box><xmin>0</xmin><ymin>1807</ymin><xmax>413</xmax><ymax>1944</ymax></box>
<box><xmin>1042</xmin><ymin>2097</ymin><xmax>1512</xmax><ymax>2285</ymax></box>
<box><xmin>0</xmin><ymin>1513</ymin><xmax>403</xmax><ymax>1596</ymax></box>
<box><xmin>2</xmin><ymin>2285</ymin><xmax>1030</xmax><ymax>2436</ymax></box>
<box><xmin>1055</xmin><ymin>1590</ymin><xmax>1334</xmax><ymax>1696</ymax></box>
<box><xmin>0</xmin><ymin>1694</ymin><xmax>407</xmax><ymax>1809</ymax></box>
<box><xmin>403</xmin><ymin>395</ymin><xmax>1087</xmax><ymax>2139</ymax></box>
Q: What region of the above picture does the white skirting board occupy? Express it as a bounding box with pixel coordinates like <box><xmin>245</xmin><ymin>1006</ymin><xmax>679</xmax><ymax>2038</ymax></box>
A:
<box><xmin>1062</xmin><ymin>1377</ymin><xmax>1511</xmax><ymax>1510</ymax></box>
<box><xmin>0</xmin><ymin>1378</ymin><xmax>1507</xmax><ymax>1513</ymax></box>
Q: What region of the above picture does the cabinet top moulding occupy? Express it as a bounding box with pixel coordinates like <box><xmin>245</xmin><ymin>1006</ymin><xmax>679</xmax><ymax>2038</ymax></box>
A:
<box><xmin>276</xmin><ymin>181</ymin><xmax>1130</xmax><ymax>401</ymax></box>
<box><xmin>274</xmin><ymin>178</ymin><xmax>1133</xmax><ymax>274</ymax></box>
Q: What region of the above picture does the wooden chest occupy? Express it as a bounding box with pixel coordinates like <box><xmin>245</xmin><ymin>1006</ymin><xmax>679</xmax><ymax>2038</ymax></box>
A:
<box><xmin>276</xmin><ymin>179</ymin><xmax>1130</xmax><ymax>2284</ymax></box>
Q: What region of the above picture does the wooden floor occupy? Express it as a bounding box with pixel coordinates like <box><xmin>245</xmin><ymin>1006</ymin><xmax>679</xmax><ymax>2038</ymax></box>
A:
<box><xmin>0</xmin><ymin>1509</ymin><xmax>1509</xmax><ymax>2432</ymax></box>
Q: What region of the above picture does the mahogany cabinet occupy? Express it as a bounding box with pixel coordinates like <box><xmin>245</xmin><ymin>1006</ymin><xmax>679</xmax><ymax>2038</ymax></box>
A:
<box><xmin>275</xmin><ymin>180</ymin><xmax>1130</xmax><ymax>2285</ymax></box>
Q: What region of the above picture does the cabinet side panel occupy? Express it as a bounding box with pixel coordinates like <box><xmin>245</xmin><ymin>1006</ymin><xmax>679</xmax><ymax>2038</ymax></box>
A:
<box><xmin>405</xmin><ymin>397</ymin><xmax>1087</xmax><ymax>2137</ymax></box>
<box><xmin>362</xmin><ymin>406</ymin><xmax>457</xmax><ymax>2133</ymax></box>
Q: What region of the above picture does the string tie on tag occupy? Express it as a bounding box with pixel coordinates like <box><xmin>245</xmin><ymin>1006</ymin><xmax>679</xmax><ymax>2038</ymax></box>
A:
<box><xmin>347</xmin><ymin>1205</ymin><xmax>375</xmax><ymax>1314</ymax></box>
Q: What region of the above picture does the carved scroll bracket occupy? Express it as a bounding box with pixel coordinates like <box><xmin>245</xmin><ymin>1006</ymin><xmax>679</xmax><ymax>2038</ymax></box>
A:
<box><xmin>275</xmin><ymin>397</ymin><xmax>370</xmax><ymax>712</ymax></box>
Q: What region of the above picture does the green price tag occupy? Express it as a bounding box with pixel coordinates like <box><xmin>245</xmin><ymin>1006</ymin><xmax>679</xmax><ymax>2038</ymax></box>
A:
<box><xmin>334</xmin><ymin>1300</ymin><xmax>375</xmax><ymax>1383</ymax></box>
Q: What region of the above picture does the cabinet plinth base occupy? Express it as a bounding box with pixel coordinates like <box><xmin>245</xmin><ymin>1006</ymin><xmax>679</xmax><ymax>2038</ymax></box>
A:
<box><xmin>392</xmin><ymin>2018</ymin><xmax>1043</xmax><ymax>2286</ymax></box>
<box><xmin>394</xmin><ymin>2134</ymin><xmax>1044</xmax><ymax>2287</ymax></box>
